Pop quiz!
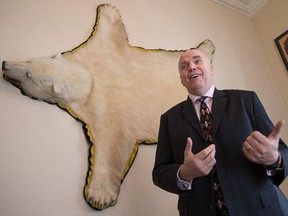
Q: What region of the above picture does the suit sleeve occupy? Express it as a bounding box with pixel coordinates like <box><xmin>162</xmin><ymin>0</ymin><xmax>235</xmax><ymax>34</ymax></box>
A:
<box><xmin>152</xmin><ymin>114</ymin><xmax>182</xmax><ymax>194</ymax></box>
<box><xmin>252</xmin><ymin>92</ymin><xmax>288</xmax><ymax>185</ymax></box>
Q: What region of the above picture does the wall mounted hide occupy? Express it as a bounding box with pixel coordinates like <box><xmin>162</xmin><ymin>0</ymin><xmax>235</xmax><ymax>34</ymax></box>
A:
<box><xmin>2</xmin><ymin>4</ymin><xmax>215</xmax><ymax>210</ymax></box>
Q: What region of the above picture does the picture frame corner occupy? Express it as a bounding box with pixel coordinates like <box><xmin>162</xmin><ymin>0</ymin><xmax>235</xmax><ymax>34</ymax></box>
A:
<box><xmin>274</xmin><ymin>29</ymin><xmax>288</xmax><ymax>71</ymax></box>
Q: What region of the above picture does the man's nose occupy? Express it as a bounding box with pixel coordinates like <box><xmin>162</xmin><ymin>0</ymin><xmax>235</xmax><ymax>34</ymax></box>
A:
<box><xmin>188</xmin><ymin>62</ymin><xmax>196</xmax><ymax>71</ymax></box>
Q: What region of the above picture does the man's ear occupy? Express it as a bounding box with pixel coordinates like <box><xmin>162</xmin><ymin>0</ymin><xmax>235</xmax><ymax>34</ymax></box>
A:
<box><xmin>210</xmin><ymin>64</ymin><xmax>214</xmax><ymax>76</ymax></box>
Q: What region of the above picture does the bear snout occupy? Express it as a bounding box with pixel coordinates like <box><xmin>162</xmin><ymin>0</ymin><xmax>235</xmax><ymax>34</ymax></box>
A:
<box><xmin>2</xmin><ymin>61</ymin><xmax>7</xmax><ymax>71</ymax></box>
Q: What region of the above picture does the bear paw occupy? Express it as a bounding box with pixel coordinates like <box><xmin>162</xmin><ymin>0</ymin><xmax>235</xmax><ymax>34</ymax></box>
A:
<box><xmin>84</xmin><ymin>182</ymin><xmax>119</xmax><ymax>210</ymax></box>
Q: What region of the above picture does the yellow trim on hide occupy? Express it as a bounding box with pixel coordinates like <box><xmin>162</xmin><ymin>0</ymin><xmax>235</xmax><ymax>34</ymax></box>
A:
<box><xmin>122</xmin><ymin>139</ymin><xmax>157</xmax><ymax>177</ymax></box>
<box><xmin>58</xmin><ymin>103</ymin><xmax>95</xmax><ymax>183</ymax></box>
<box><xmin>65</xmin><ymin>4</ymin><xmax>104</xmax><ymax>54</ymax></box>
<box><xmin>129</xmin><ymin>43</ymin><xmax>185</xmax><ymax>53</ymax></box>
<box><xmin>58</xmin><ymin>103</ymin><xmax>98</xmax><ymax>208</ymax></box>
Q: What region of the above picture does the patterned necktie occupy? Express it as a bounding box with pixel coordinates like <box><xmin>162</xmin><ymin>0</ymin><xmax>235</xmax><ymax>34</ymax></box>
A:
<box><xmin>197</xmin><ymin>96</ymin><xmax>229</xmax><ymax>216</ymax></box>
<box><xmin>198</xmin><ymin>96</ymin><xmax>213</xmax><ymax>144</ymax></box>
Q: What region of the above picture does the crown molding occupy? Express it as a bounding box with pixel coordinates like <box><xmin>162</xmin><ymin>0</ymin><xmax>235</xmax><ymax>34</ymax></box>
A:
<box><xmin>213</xmin><ymin>0</ymin><xmax>268</xmax><ymax>16</ymax></box>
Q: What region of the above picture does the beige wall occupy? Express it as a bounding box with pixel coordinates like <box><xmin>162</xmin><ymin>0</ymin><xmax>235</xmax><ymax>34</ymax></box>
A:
<box><xmin>252</xmin><ymin>0</ymin><xmax>288</xmax><ymax>123</ymax></box>
<box><xmin>0</xmin><ymin>0</ymin><xmax>287</xmax><ymax>216</ymax></box>
<box><xmin>251</xmin><ymin>0</ymin><xmax>288</xmax><ymax>195</ymax></box>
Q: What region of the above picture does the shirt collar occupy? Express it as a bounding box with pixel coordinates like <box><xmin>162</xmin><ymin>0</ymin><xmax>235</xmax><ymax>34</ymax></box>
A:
<box><xmin>189</xmin><ymin>85</ymin><xmax>215</xmax><ymax>103</ymax></box>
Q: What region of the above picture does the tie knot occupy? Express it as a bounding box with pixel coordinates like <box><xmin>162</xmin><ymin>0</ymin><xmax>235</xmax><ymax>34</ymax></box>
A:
<box><xmin>197</xmin><ymin>96</ymin><xmax>208</xmax><ymax>103</ymax></box>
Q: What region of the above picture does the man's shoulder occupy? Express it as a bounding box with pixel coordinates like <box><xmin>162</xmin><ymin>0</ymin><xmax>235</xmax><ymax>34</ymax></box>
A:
<box><xmin>221</xmin><ymin>89</ymin><xmax>253</xmax><ymax>94</ymax></box>
<box><xmin>163</xmin><ymin>100</ymin><xmax>188</xmax><ymax>115</ymax></box>
<box><xmin>220</xmin><ymin>89</ymin><xmax>255</xmax><ymax>98</ymax></box>
<box><xmin>216</xmin><ymin>89</ymin><xmax>260</xmax><ymax>106</ymax></box>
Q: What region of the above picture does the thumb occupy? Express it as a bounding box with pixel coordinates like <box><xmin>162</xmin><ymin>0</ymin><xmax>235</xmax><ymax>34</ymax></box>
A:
<box><xmin>184</xmin><ymin>137</ymin><xmax>193</xmax><ymax>156</ymax></box>
<box><xmin>268</xmin><ymin>120</ymin><xmax>285</xmax><ymax>140</ymax></box>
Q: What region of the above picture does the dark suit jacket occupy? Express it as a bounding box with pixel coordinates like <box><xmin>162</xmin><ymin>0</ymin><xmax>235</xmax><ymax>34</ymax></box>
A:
<box><xmin>152</xmin><ymin>89</ymin><xmax>288</xmax><ymax>216</ymax></box>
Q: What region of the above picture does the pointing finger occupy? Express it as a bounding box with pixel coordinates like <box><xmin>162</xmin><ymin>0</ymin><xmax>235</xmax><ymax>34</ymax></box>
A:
<box><xmin>197</xmin><ymin>144</ymin><xmax>215</xmax><ymax>161</ymax></box>
<box><xmin>268</xmin><ymin>120</ymin><xmax>285</xmax><ymax>140</ymax></box>
<box><xmin>184</xmin><ymin>137</ymin><xmax>193</xmax><ymax>156</ymax></box>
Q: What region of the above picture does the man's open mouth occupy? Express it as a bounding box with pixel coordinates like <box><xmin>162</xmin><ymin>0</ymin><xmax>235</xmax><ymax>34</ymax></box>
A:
<box><xmin>190</xmin><ymin>73</ymin><xmax>201</xmax><ymax>79</ymax></box>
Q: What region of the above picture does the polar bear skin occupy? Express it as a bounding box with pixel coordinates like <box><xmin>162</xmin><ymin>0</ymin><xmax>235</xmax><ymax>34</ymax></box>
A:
<box><xmin>2</xmin><ymin>4</ymin><xmax>215</xmax><ymax>210</ymax></box>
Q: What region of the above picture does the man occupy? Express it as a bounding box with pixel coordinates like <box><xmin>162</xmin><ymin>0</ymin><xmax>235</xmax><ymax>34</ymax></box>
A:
<box><xmin>152</xmin><ymin>42</ymin><xmax>288</xmax><ymax>216</ymax></box>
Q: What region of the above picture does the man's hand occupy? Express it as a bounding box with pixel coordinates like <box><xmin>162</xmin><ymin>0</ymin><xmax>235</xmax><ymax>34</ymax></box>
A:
<box><xmin>242</xmin><ymin>120</ymin><xmax>285</xmax><ymax>165</ymax></box>
<box><xmin>179</xmin><ymin>137</ymin><xmax>216</xmax><ymax>181</ymax></box>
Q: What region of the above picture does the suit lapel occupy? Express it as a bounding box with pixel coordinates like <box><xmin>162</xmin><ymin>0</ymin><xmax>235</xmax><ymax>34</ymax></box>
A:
<box><xmin>181</xmin><ymin>97</ymin><xmax>205</xmax><ymax>138</ymax></box>
<box><xmin>181</xmin><ymin>90</ymin><xmax>228</xmax><ymax>142</ymax></box>
<box><xmin>212</xmin><ymin>89</ymin><xmax>228</xmax><ymax>138</ymax></box>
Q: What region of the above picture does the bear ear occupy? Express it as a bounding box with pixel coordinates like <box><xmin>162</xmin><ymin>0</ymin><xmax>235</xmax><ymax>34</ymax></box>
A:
<box><xmin>53</xmin><ymin>83</ymin><xmax>69</xmax><ymax>101</ymax></box>
<box><xmin>53</xmin><ymin>83</ymin><xmax>63</xmax><ymax>95</ymax></box>
<box><xmin>196</xmin><ymin>39</ymin><xmax>215</xmax><ymax>63</ymax></box>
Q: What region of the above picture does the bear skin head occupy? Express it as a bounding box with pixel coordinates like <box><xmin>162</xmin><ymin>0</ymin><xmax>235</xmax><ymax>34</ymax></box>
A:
<box><xmin>2</xmin><ymin>54</ymin><xmax>92</xmax><ymax>104</ymax></box>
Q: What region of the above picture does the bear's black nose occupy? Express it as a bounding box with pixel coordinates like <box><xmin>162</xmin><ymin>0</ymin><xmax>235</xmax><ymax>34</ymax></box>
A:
<box><xmin>2</xmin><ymin>61</ymin><xmax>7</xmax><ymax>71</ymax></box>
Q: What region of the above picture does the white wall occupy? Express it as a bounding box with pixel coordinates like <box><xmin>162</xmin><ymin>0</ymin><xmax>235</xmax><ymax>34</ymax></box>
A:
<box><xmin>0</xmin><ymin>0</ymin><xmax>287</xmax><ymax>216</ymax></box>
<box><xmin>251</xmin><ymin>0</ymin><xmax>288</xmax><ymax>195</ymax></box>
<box><xmin>252</xmin><ymin>0</ymin><xmax>288</xmax><ymax>120</ymax></box>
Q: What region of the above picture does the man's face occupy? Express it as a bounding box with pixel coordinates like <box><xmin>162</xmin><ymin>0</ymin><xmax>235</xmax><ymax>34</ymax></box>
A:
<box><xmin>178</xmin><ymin>49</ymin><xmax>214</xmax><ymax>96</ymax></box>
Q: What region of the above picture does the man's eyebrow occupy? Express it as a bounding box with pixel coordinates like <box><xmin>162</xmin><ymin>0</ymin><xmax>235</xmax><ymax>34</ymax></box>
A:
<box><xmin>192</xmin><ymin>55</ymin><xmax>201</xmax><ymax>59</ymax></box>
<box><xmin>181</xmin><ymin>55</ymin><xmax>201</xmax><ymax>62</ymax></box>
<box><xmin>180</xmin><ymin>55</ymin><xmax>202</xmax><ymax>66</ymax></box>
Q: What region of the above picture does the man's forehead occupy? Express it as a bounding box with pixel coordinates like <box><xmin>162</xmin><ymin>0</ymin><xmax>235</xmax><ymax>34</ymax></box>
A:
<box><xmin>180</xmin><ymin>49</ymin><xmax>206</xmax><ymax>61</ymax></box>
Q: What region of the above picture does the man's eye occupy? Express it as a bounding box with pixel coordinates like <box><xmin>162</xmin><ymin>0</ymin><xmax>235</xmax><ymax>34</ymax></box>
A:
<box><xmin>181</xmin><ymin>64</ymin><xmax>188</xmax><ymax>70</ymax></box>
<box><xmin>193</xmin><ymin>58</ymin><xmax>202</xmax><ymax>64</ymax></box>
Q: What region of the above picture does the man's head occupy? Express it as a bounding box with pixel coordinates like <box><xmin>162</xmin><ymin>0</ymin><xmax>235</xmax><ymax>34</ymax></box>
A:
<box><xmin>178</xmin><ymin>48</ymin><xmax>214</xmax><ymax>96</ymax></box>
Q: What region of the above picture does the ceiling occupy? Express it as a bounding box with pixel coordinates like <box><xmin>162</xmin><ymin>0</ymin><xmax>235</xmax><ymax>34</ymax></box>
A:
<box><xmin>213</xmin><ymin>0</ymin><xmax>268</xmax><ymax>16</ymax></box>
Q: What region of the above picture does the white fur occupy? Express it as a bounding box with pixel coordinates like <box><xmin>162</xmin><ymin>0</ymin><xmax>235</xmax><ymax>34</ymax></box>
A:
<box><xmin>2</xmin><ymin>4</ymin><xmax>214</xmax><ymax>210</ymax></box>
